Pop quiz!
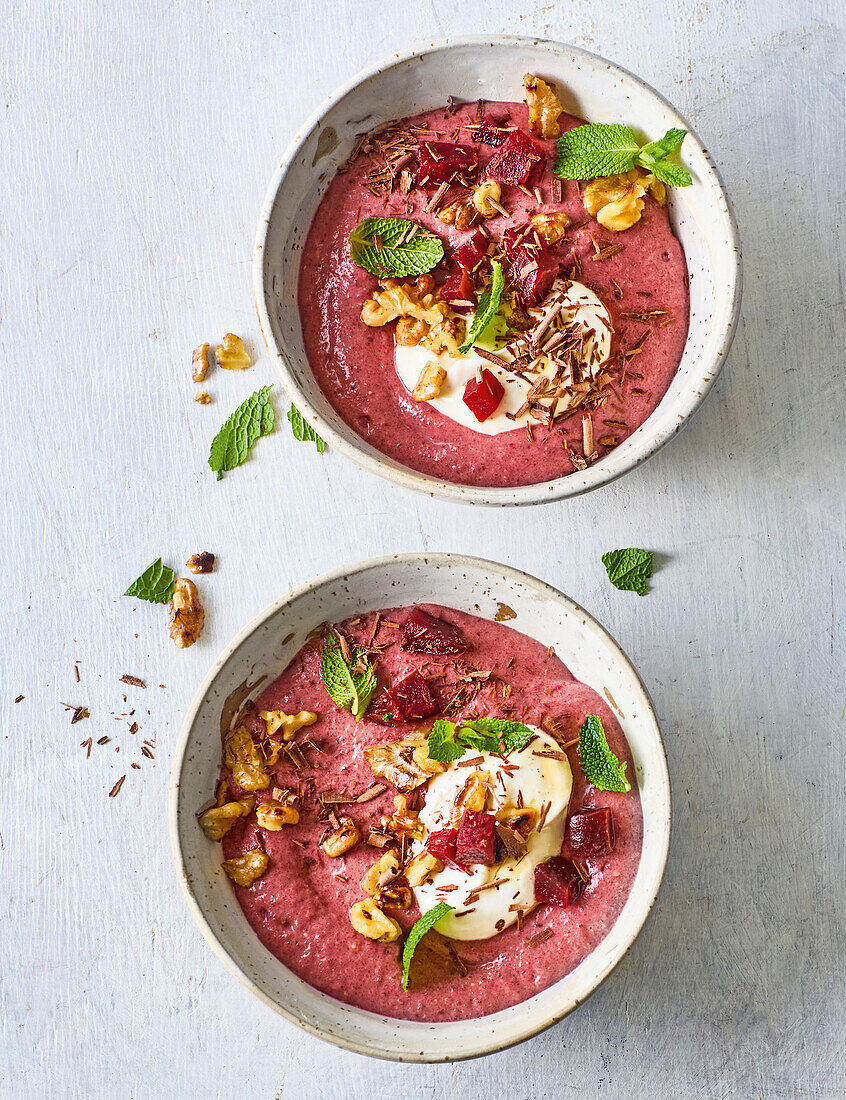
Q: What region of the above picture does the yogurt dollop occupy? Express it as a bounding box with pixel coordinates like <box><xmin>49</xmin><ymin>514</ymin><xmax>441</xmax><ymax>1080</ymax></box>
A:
<box><xmin>395</xmin><ymin>279</ymin><xmax>613</xmax><ymax>436</ymax></box>
<box><xmin>411</xmin><ymin>729</ymin><xmax>572</xmax><ymax>940</ymax></box>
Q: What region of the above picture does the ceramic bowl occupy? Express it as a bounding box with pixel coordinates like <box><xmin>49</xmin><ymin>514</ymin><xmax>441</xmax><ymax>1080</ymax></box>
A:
<box><xmin>254</xmin><ymin>36</ymin><xmax>741</xmax><ymax>505</ymax></box>
<box><xmin>169</xmin><ymin>553</ymin><xmax>671</xmax><ymax>1060</ymax></box>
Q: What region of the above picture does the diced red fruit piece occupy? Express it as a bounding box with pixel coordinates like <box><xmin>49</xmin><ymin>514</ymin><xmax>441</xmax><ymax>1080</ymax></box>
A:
<box><xmin>534</xmin><ymin>856</ymin><xmax>584</xmax><ymax>907</ymax></box>
<box><xmin>402</xmin><ymin>607</ymin><xmax>468</xmax><ymax>655</ymax></box>
<box><xmin>382</xmin><ymin>670</ymin><xmax>438</xmax><ymax>721</ymax></box>
<box><xmin>418</xmin><ymin>140</ymin><xmax>478</xmax><ymax>184</ymax></box>
<box><xmin>440</xmin><ymin>268</ymin><xmax>476</xmax><ymax>305</ymax></box>
<box><xmin>486</xmin><ymin>129</ymin><xmax>545</xmax><ymax>185</ymax></box>
<box><xmin>455</xmin><ymin>810</ymin><xmax>498</xmax><ymax>866</ymax></box>
<box><xmin>509</xmin><ymin>245</ymin><xmax>559</xmax><ymax>307</ymax></box>
<box><xmin>426</xmin><ymin>827</ymin><xmax>458</xmax><ymax>863</ymax></box>
<box><xmin>462</xmin><ymin>369</ymin><xmax>505</xmax><ymax>422</ymax></box>
<box><xmin>473</xmin><ymin>118</ymin><xmax>511</xmax><ymax>146</ymax></box>
<box><xmin>452</xmin><ymin>229</ymin><xmax>489</xmax><ymax>275</ymax></box>
<box><xmin>567</xmin><ymin>808</ymin><xmax>615</xmax><ymax>860</ymax></box>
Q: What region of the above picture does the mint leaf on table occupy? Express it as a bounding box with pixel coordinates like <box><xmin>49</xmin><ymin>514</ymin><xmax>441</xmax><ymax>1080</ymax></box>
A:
<box><xmin>554</xmin><ymin>124</ymin><xmax>691</xmax><ymax>187</ymax></box>
<box><xmin>602</xmin><ymin>548</ymin><xmax>654</xmax><ymax>596</ymax></box>
<box><xmin>319</xmin><ymin>634</ymin><xmax>376</xmax><ymax>721</ymax></box>
<box><xmin>427</xmin><ymin>720</ymin><xmax>466</xmax><ymax>763</ymax></box>
<box><xmin>208</xmin><ymin>386</ymin><xmax>275</xmax><ymax>480</ymax></box>
<box><xmin>287</xmin><ymin>405</ymin><xmax>326</xmax><ymax>453</ymax></box>
<box><xmin>459</xmin><ymin>260</ymin><xmax>504</xmax><ymax>353</ymax></box>
<box><xmin>401</xmin><ymin>902</ymin><xmax>454</xmax><ymax>989</ymax></box>
<box><xmin>349</xmin><ymin>217</ymin><xmax>444</xmax><ymax>277</ymax></box>
<box><xmin>577</xmin><ymin>714</ymin><xmax>631</xmax><ymax>792</ymax></box>
<box><xmin>124</xmin><ymin>558</ymin><xmax>176</xmax><ymax>603</ymax></box>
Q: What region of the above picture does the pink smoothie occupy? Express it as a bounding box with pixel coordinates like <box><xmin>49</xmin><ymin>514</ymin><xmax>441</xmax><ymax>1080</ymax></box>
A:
<box><xmin>298</xmin><ymin>100</ymin><xmax>689</xmax><ymax>487</ymax></box>
<box><xmin>219</xmin><ymin>606</ymin><xmax>643</xmax><ymax>1022</ymax></box>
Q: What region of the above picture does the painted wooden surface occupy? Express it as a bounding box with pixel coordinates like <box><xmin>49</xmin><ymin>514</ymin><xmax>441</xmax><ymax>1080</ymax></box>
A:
<box><xmin>1</xmin><ymin>1</ymin><xmax>843</xmax><ymax>1097</ymax></box>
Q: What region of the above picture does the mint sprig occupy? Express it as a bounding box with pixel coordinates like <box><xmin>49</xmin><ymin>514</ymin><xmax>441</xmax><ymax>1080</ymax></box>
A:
<box><xmin>459</xmin><ymin>260</ymin><xmax>504</xmax><ymax>354</ymax></box>
<box><xmin>602</xmin><ymin>548</ymin><xmax>654</xmax><ymax>596</ymax></box>
<box><xmin>208</xmin><ymin>386</ymin><xmax>275</xmax><ymax>480</ymax></box>
<box><xmin>349</xmin><ymin>217</ymin><xmax>444</xmax><ymax>278</ymax></box>
<box><xmin>577</xmin><ymin>714</ymin><xmax>631</xmax><ymax>792</ymax></box>
<box><xmin>287</xmin><ymin>405</ymin><xmax>326</xmax><ymax>453</ymax></box>
<box><xmin>401</xmin><ymin>902</ymin><xmax>453</xmax><ymax>989</ymax></box>
<box><xmin>124</xmin><ymin>558</ymin><xmax>176</xmax><ymax>604</ymax></box>
<box><xmin>554</xmin><ymin>124</ymin><xmax>692</xmax><ymax>186</ymax></box>
<box><xmin>319</xmin><ymin>633</ymin><xmax>377</xmax><ymax>721</ymax></box>
<box><xmin>426</xmin><ymin>717</ymin><xmax>533</xmax><ymax>763</ymax></box>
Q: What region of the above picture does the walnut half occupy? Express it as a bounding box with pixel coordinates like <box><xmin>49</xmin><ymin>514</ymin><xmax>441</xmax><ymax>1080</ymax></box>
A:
<box><xmin>169</xmin><ymin>578</ymin><xmax>204</xmax><ymax>648</ymax></box>
<box><xmin>583</xmin><ymin>169</ymin><xmax>666</xmax><ymax>232</ymax></box>
<box><xmin>524</xmin><ymin>73</ymin><xmax>564</xmax><ymax>139</ymax></box>
<box><xmin>199</xmin><ymin>797</ymin><xmax>254</xmax><ymax>841</ymax></box>
<box><xmin>412</xmin><ymin>361</ymin><xmax>447</xmax><ymax>402</ymax></box>
<box><xmin>349</xmin><ymin>897</ymin><xmax>401</xmax><ymax>942</ymax></box>
<box><xmin>363</xmin><ymin>734</ymin><xmax>445</xmax><ymax>793</ymax></box>
<box><xmin>222</xmin><ymin>849</ymin><xmax>268</xmax><ymax>887</ymax></box>
<box><xmin>214</xmin><ymin>333</ymin><xmax>250</xmax><ymax>371</ymax></box>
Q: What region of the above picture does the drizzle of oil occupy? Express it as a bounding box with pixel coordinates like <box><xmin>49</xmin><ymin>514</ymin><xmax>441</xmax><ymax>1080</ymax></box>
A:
<box><xmin>494</xmin><ymin>602</ymin><xmax>517</xmax><ymax>622</ymax></box>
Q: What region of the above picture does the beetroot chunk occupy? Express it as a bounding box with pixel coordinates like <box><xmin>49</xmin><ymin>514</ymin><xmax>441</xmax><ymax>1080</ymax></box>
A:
<box><xmin>534</xmin><ymin>856</ymin><xmax>584</xmax><ymax>907</ymax></box>
<box><xmin>486</xmin><ymin>130</ymin><xmax>545</xmax><ymax>185</ymax></box>
<box><xmin>402</xmin><ymin>608</ymin><xmax>467</xmax><ymax>655</ymax></box>
<box><xmin>463</xmin><ymin>369</ymin><xmax>504</xmax><ymax>422</ymax></box>
<box><xmin>440</xmin><ymin>268</ymin><xmax>476</xmax><ymax>306</ymax></box>
<box><xmin>472</xmin><ymin>118</ymin><xmax>512</xmax><ymax>146</ymax></box>
<box><xmin>567</xmin><ymin>808</ymin><xmax>615</xmax><ymax>860</ymax></box>
<box><xmin>418</xmin><ymin>140</ymin><xmax>478</xmax><ymax>184</ymax></box>
<box><xmin>426</xmin><ymin>827</ymin><xmax>458</xmax><ymax>863</ymax></box>
<box><xmin>383</xmin><ymin>670</ymin><xmax>438</xmax><ymax>721</ymax></box>
<box><xmin>452</xmin><ymin>229</ymin><xmax>489</xmax><ymax>276</ymax></box>
<box><xmin>509</xmin><ymin>245</ymin><xmax>559</xmax><ymax>307</ymax></box>
<box><xmin>455</xmin><ymin>810</ymin><xmax>497</xmax><ymax>866</ymax></box>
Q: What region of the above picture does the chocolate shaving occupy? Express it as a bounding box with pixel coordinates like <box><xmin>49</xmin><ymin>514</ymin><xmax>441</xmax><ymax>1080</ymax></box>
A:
<box><xmin>108</xmin><ymin>775</ymin><xmax>126</xmax><ymax>798</ymax></box>
<box><xmin>119</xmin><ymin>675</ymin><xmax>146</xmax><ymax>688</ymax></box>
<box><xmin>532</xmin><ymin>749</ymin><xmax>569</xmax><ymax>761</ymax></box>
<box><xmin>593</xmin><ymin>243</ymin><xmax>624</xmax><ymax>262</ymax></box>
<box><xmin>525</xmin><ymin>927</ymin><xmax>554</xmax><ymax>947</ymax></box>
<box><xmin>536</xmin><ymin>801</ymin><xmax>552</xmax><ymax>834</ymax></box>
<box><xmin>80</xmin><ymin>737</ymin><xmax>93</xmax><ymax>757</ymax></box>
<box><xmin>366</xmin><ymin>827</ymin><xmax>394</xmax><ymax>848</ymax></box>
<box><xmin>355</xmin><ymin>783</ymin><xmax>388</xmax><ymax>803</ymax></box>
<box><xmin>455</xmin><ymin>755</ymin><xmax>485</xmax><ymax>768</ymax></box>
<box><xmin>319</xmin><ymin>790</ymin><xmax>357</xmax><ymax>804</ymax></box>
<box><xmin>496</xmin><ymin>823</ymin><xmax>527</xmax><ymax>861</ymax></box>
<box><xmin>62</xmin><ymin>703</ymin><xmax>90</xmax><ymax>724</ymax></box>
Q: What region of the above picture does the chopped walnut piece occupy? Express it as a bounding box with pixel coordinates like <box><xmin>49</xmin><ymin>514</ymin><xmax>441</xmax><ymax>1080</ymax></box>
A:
<box><xmin>169</xmin><ymin>578</ymin><xmax>204</xmax><ymax>649</ymax></box>
<box><xmin>530</xmin><ymin>211</ymin><xmax>571</xmax><ymax>245</ymax></box>
<box><xmin>186</xmin><ymin>551</ymin><xmax>215</xmax><ymax>574</ymax></box>
<box><xmin>260</xmin><ymin>709</ymin><xmax>318</xmax><ymax>742</ymax></box>
<box><xmin>421</xmin><ymin>315</ymin><xmax>464</xmax><ymax>358</ymax></box>
<box><xmin>363</xmin><ymin>734</ymin><xmax>445</xmax><ymax>793</ymax></box>
<box><xmin>222</xmin><ymin>849</ymin><xmax>268</xmax><ymax>887</ymax></box>
<box><xmin>524</xmin><ymin>73</ymin><xmax>564</xmax><ymax>139</ymax></box>
<box><xmin>192</xmin><ymin>342</ymin><xmax>210</xmax><ymax>382</ymax></box>
<box><xmin>396</xmin><ymin>316</ymin><xmax>428</xmax><ymax>346</ymax></box>
<box><xmin>255</xmin><ymin>800</ymin><xmax>299</xmax><ymax>830</ymax></box>
<box><xmin>384</xmin><ymin>794</ymin><xmax>425</xmax><ymax>840</ymax></box>
<box><xmin>214</xmin><ymin>332</ymin><xmax>250</xmax><ymax>370</ymax></box>
<box><xmin>321</xmin><ymin>815</ymin><xmax>360</xmax><ymax>857</ymax></box>
<box><xmin>360</xmin><ymin>850</ymin><xmax>400</xmax><ymax>895</ymax></box>
<box><xmin>413</xmin><ymin>361</ymin><xmax>447</xmax><ymax>402</ymax></box>
<box><xmin>472</xmin><ymin>179</ymin><xmax>503</xmax><ymax>218</ymax></box>
<box><xmin>496</xmin><ymin>804</ymin><xmax>538</xmax><ymax>834</ymax></box>
<box><xmin>379</xmin><ymin>884</ymin><xmax>413</xmax><ymax>909</ymax></box>
<box><xmin>194</xmin><ymin>390</ymin><xmax>212</xmax><ymax>404</ymax></box>
<box><xmin>583</xmin><ymin>169</ymin><xmax>664</xmax><ymax>232</ymax></box>
<box><xmin>349</xmin><ymin>897</ymin><xmax>401</xmax><ymax>942</ymax></box>
<box><xmin>405</xmin><ymin>850</ymin><xmax>442</xmax><ymax>887</ymax></box>
<box><xmin>224</xmin><ymin>726</ymin><xmax>270</xmax><ymax>791</ymax></box>
<box><xmin>436</xmin><ymin>192</ymin><xmax>480</xmax><ymax>231</ymax></box>
<box><xmin>451</xmin><ymin>769</ymin><xmax>491</xmax><ymax>824</ymax></box>
<box><xmin>361</xmin><ymin>280</ymin><xmax>464</xmax><ymax>356</ymax></box>
<box><xmin>199</xmin><ymin>797</ymin><xmax>254</xmax><ymax>841</ymax></box>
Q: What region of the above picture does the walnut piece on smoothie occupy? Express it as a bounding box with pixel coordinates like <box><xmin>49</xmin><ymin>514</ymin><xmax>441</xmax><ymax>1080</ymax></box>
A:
<box><xmin>523</xmin><ymin>73</ymin><xmax>564</xmax><ymax>138</ymax></box>
<box><xmin>349</xmin><ymin>897</ymin><xmax>402</xmax><ymax>942</ymax></box>
<box><xmin>472</xmin><ymin>179</ymin><xmax>504</xmax><ymax>218</ymax></box>
<box><xmin>436</xmin><ymin>191</ymin><xmax>480</xmax><ymax>231</ymax></box>
<box><xmin>360</xmin><ymin>850</ymin><xmax>400</xmax><ymax>894</ymax></box>
<box><xmin>404</xmin><ymin>850</ymin><xmax>442</xmax><ymax>887</ymax></box>
<box><xmin>384</xmin><ymin>794</ymin><xmax>426</xmax><ymax>839</ymax></box>
<box><xmin>169</xmin><ymin>578</ymin><xmax>204</xmax><ymax>648</ymax></box>
<box><xmin>260</xmin><ymin>709</ymin><xmax>318</xmax><ymax>742</ymax></box>
<box><xmin>361</xmin><ymin>278</ymin><xmax>464</xmax><ymax>356</ymax></box>
<box><xmin>412</xmin><ymin>361</ymin><xmax>447</xmax><ymax>402</ymax></box>
<box><xmin>224</xmin><ymin>726</ymin><xmax>270</xmax><ymax>791</ymax></box>
<box><xmin>450</xmin><ymin>769</ymin><xmax>492</xmax><ymax>824</ymax></box>
<box><xmin>199</xmin><ymin>797</ymin><xmax>254</xmax><ymax>841</ymax></box>
<box><xmin>321</xmin><ymin>815</ymin><xmax>360</xmax><ymax>856</ymax></box>
<box><xmin>583</xmin><ymin>169</ymin><xmax>666</xmax><ymax>231</ymax></box>
<box><xmin>530</xmin><ymin>211</ymin><xmax>571</xmax><ymax>245</ymax></box>
<box><xmin>255</xmin><ymin>800</ymin><xmax>299</xmax><ymax>830</ymax></box>
<box><xmin>214</xmin><ymin>332</ymin><xmax>250</xmax><ymax>370</ymax></box>
<box><xmin>364</xmin><ymin>734</ymin><xmax>445</xmax><ymax>794</ymax></box>
<box><xmin>222</xmin><ymin>849</ymin><xmax>268</xmax><ymax>887</ymax></box>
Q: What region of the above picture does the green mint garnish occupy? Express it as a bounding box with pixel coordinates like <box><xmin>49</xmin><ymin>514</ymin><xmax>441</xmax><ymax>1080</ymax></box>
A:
<box><xmin>401</xmin><ymin>902</ymin><xmax>453</xmax><ymax>989</ymax></box>
<box><xmin>602</xmin><ymin>548</ymin><xmax>654</xmax><ymax>596</ymax></box>
<box><xmin>577</xmin><ymin>714</ymin><xmax>631</xmax><ymax>792</ymax></box>
<box><xmin>287</xmin><ymin>405</ymin><xmax>326</xmax><ymax>453</ymax></box>
<box><xmin>554</xmin><ymin>124</ymin><xmax>692</xmax><ymax>186</ymax></box>
<box><xmin>208</xmin><ymin>385</ymin><xmax>275</xmax><ymax>480</ymax></box>
<box><xmin>426</xmin><ymin>717</ymin><xmax>534</xmax><ymax>763</ymax></box>
<box><xmin>124</xmin><ymin>558</ymin><xmax>176</xmax><ymax>604</ymax></box>
<box><xmin>319</xmin><ymin>633</ymin><xmax>377</xmax><ymax>721</ymax></box>
<box><xmin>459</xmin><ymin>260</ymin><xmax>504</xmax><ymax>354</ymax></box>
<box><xmin>349</xmin><ymin>217</ymin><xmax>444</xmax><ymax>278</ymax></box>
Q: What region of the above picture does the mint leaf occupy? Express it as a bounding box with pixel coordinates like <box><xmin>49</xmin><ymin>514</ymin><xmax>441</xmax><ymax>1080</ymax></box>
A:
<box><xmin>459</xmin><ymin>261</ymin><xmax>504</xmax><ymax>354</ymax></box>
<box><xmin>577</xmin><ymin>714</ymin><xmax>631</xmax><ymax>792</ymax></box>
<box><xmin>209</xmin><ymin>386</ymin><xmax>275</xmax><ymax>480</ymax></box>
<box><xmin>319</xmin><ymin>634</ymin><xmax>376</xmax><ymax>721</ymax></box>
<box><xmin>349</xmin><ymin>217</ymin><xmax>444</xmax><ymax>277</ymax></box>
<box><xmin>427</xmin><ymin>720</ymin><xmax>466</xmax><ymax>763</ymax></box>
<box><xmin>457</xmin><ymin>726</ymin><xmax>500</xmax><ymax>754</ymax></box>
<box><xmin>124</xmin><ymin>558</ymin><xmax>175</xmax><ymax>603</ymax></box>
<box><xmin>287</xmin><ymin>405</ymin><xmax>326</xmax><ymax>453</ymax></box>
<box><xmin>636</xmin><ymin>127</ymin><xmax>686</xmax><ymax>164</ymax></box>
<box><xmin>401</xmin><ymin>902</ymin><xmax>453</xmax><ymax>989</ymax></box>
<box><xmin>554</xmin><ymin>124</ymin><xmax>639</xmax><ymax>180</ymax></box>
<box><xmin>602</xmin><ymin>548</ymin><xmax>654</xmax><ymax>596</ymax></box>
<box><xmin>460</xmin><ymin>717</ymin><xmax>533</xmax><ymax>754</ymax></box>
<box><xmin>648</xmin><ymin>160</ymin><xmax>693</xmax><ymax>188</ymax></box>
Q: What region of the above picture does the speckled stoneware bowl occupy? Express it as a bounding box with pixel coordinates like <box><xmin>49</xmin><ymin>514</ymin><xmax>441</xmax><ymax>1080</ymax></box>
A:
<box><xmin>170</xmin><ymin>554</ymin><xmax>671</xmax><ymax>1060</ymax></box>
<box><xmin>254</xmin><ymin>36</ymin><xmax>741</xmax><ymax>506</ymax></box>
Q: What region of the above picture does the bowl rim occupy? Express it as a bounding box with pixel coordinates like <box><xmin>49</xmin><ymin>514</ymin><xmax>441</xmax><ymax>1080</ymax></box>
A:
<box><xmin>253</xmin><ymin>34</ymin><xmax>742</xmax><ymax>506</ymax></box>
<box><xmin>168</xmin><ymin>552</ymin><xmax>672</xmax><ymax>1060</ymax></box>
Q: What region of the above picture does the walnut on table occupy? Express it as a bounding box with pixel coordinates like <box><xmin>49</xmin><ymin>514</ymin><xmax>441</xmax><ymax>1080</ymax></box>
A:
<box><xmin>169</xmin><ymin>578</ymin><xmax>204</xmax><ymax>648</ymax></box>
<box><xmin>214</xmin><ymin>332</ymin><xmax>250</xmax><ymax>371</ymax></box>
<box><xmin>192</xmin><ymin>342</ymin><xmax>210</xmax><ymax>382</ymax></box>
<box><xmin>186</xmin><ymin>551</ymin><xmax>215</xmax><ymax>574</ymax></box>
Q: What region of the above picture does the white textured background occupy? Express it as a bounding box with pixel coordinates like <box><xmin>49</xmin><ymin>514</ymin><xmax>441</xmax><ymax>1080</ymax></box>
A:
<box><xmin>1</xmin><ymin>1</ymin><xmax>844</xmax><ymax>1097</ymax></box>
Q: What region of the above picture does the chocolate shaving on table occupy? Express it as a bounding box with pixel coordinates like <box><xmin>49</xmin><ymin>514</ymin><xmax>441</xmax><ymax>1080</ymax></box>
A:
<box><xmin>496</xmin><ymin>823</ymin><xmax>528</xmax><ymax>861</ymax></box>
<box><xmin>62</xmin><ymin>703</ymin><xmax>89</xmax><ymax>724</ymax></box>
<box><xmin>525</xmin><ymin>927</ymin><xmax>554</xmax><ymax>947</ymax></box>
<box><xmin>108</xmin><ymin>775</ymin><xmax>126</xmax><ymax>798</ymax></box>
<box><xmin>80</xmin><ymin>738</ymin><xmax>93</xmax><ymax>758</ymax></box>
<box><xmin>97</xmin><ymin>736</ymin><xmax>110</xmax><ymax>745</ymax></box>
<box><xmin>119</xmin><ymin>675</ymin><xmax>146</xmax><ymax>688</ymax></box>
